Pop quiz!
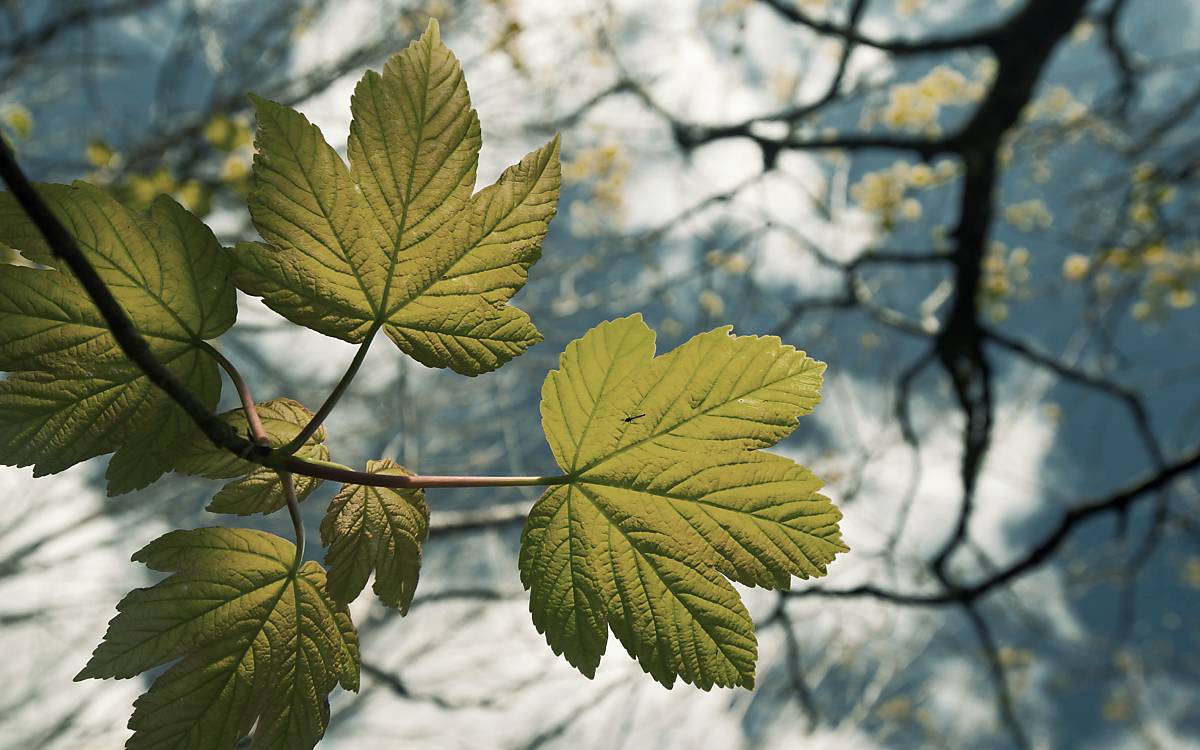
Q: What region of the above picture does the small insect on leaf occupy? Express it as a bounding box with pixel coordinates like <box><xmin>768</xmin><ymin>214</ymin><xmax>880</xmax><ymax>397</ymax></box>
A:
<box><xmin>623</xmin><ymin>413</ymin><xmax>646</xmax><ymax>423</ymax></box>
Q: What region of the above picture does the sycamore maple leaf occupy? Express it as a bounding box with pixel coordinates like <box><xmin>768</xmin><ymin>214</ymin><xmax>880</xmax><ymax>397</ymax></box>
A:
<box><xmin>172</xmin><ymin>397</ymin><xmax>330</xmax><ymax>515</ymax></box>
<box><xmin>77</xmin><ymin>528</ymin><xmax>358</xmax><ymax>750</ymax></box>
<box><xmin>231</xmin><ymin>19</ymin><xmax>560</xmax><ymax>376</ymax></box>
<box><xmin>320</xmin><ymin>459</ymin><xmax>429</xmax><ymax>613</ymax></box>
<box><xmin>521</xmin><ymin>315</ymin><xmax>847</xmax><ymax>689</ymax></box>
<box><xmin>0</xmin><ymin>183</ymin><xmax>235</xmax><ymax>495</ymax></box>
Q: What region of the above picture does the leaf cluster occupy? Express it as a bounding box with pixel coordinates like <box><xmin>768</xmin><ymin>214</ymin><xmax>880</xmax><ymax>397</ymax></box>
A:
<box><xmin>0</xmin><ymin>19</ymin><xmax>845</xmax><ymax>748</ymax></box>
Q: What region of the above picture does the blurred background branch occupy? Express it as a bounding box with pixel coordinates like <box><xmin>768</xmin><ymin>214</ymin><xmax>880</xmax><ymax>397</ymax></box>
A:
<box><xmin>1</xmin><ymin>0</ymin><xmax>1198</xmax><ymax>747</ymax></box>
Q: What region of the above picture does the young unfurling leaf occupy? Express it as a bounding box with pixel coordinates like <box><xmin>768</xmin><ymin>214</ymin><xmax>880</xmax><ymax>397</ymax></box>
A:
<box><xmin>0</xmin><ymin>184</ymin><xmax>235</xmax><ymax>494</ymax></box>
<box><xmin>76</xmin><ymin>528</ymin><xmax>358</xmax><ymax>749</ymax></box>
<box><xmin>521</xmin><ymin>315</ymin><xmax>846</xmax><ymax>689</ymax></box>
<box><xmin>321</xmin><ymin>459</ymin><xmax>429</xmax><ymax>613</ymax></box>
<box><xmin>232</xmin><ymin>19</ymin><xmax>560</xmax><ymax>376</ymax></box>
<box><xmin>172</xmin><ymin>397</ymin><xmax>330</xmax><ymax>515</ymax></box>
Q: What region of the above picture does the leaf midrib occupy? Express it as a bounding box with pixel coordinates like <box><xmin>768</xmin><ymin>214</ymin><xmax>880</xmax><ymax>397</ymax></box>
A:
<box><xmin>159</xmin><ymin>569</ymin><xmax>296</xmax><ymax>746</ymax></box>
<box><xmin>381</xmin><ymin>145</ymin><xmax>554</xmax><ymax>321</ymax></box>
<box><xmin>373</xmin><ymin>38</ymin><xmax>435</xmax><ymax>329</ymax></box>
<box><xmin>259</xmin><ymin>101</ymin><xmax>379</xmax><ymax>322</ymax></box>
<box><xmin>559</xmin><ymin>321</ymin><xmax>644</xmax><ymax>472</ymax></box>
<box><xmin>573</xmin><ymin>482</ymin><xmax>749</xmax><ymax>684</ymax></box>
<box><xmin>575</xmin><ymin>475</ymin><xmax>845</xmax><ymax>560</ymax></box>
<box><xmin>98</xmin><ymin>566</ymin><xmax>291</xmax><ymax>676</ymax></box>
<box><xmin>572</xmin><ymin>361</ymin><xmax>819</xmax><ymax>476</ymax></box>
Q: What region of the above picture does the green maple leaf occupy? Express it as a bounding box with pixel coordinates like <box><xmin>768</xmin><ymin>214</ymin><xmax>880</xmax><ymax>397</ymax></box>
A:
<box><xmin>76</xmin><ymin>527</ymin><xmax>359</xmax><ymax>750</ymax></box>
<box><xmin>320</xmin><ymin>459</ymin><xmax>429</xmax><ymax>613</ymax></box>
<box><xmin>232</xmin><ymin>19</ymin><xmax>560</xmax><ymax>376</ymax></box>
<box><xmin>0</xmin><ymin>183</ymin><xmax>235</xmax><ymax>494</ymax></box>
<box><xmin>520</xmin><ymin>315</ymin><xmax>846</xmax><ymax>689</ymax></box>
<box><xmin>172</xmin><ymin>397</ymin><xmax>330</xmax><ymax>515</ymax></box>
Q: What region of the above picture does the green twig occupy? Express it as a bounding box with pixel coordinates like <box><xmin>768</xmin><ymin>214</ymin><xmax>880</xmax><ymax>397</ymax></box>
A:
<box><xmin>201</xmin><ymin>342</ymin><xmax>305</xmax><ymax>569</ymax></box>
<box><xmin>281</xmin><ymin>472</ymin><xmax>305</xmax><ymax>572</ymax></box>
<box><xmin>280</xmin><ymin>455</ymin><xmax>570</xmax><ymax>489</ymax></box>
<box><xmin>200</xmin><ymin>342</ymin><xmax>269</xmax><ymax>442</ymax></box>
<box><xmin>281</xmin><ymin>321</ymin><xmax>382</xmax><ymax>455</ymax></box>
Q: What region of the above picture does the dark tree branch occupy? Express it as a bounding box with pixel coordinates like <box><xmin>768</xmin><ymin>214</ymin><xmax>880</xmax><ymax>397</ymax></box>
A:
<box><xmin>787</xmin><ymin>442</ymin><xmax>1200</xmax><ymax>606</ymax></box>
<box><xmin>756</xmin><ymin>0</ymin><xmax>1003</xmax><ymax>55</ymax></box>
<box><xmin>0</xmin><ymin>139</ymin><xmax>260</xmax><ymax>464</ymax></box>
<box><xmin>894</xmin><ymin>349</ymin><xmax>934</xmax><ymax>447</ymax></box>
<box><xmin>1097</xmin><ymin>0</ymin><xmax>1137</xmax><ymax>117</ymax></box>
<box><xmin>0</xmin><ymin>0</ymin><xmax>164</xmax><ymax>84</ymax></box>
<box><xmin>774</xmin><ymin>602</ymin><xmax>821</xmax><ymax>730</ymax></box>
<box><xmin>922</xmin><ymin>0</ymin><xmax>1091</xmax><ymax>582</ymax></box>
<box><xmin>962</xmin><ymin>603</ymin><xmax>1030</xmax><ymax>750</ymax></box>
<box><xmin>984</xmin><ymin>327</ymin><xmax>1165</xmax><ymax>470</ymax></box>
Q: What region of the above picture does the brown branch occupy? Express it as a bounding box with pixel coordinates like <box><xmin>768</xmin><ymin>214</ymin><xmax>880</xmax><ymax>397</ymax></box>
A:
<box><xmin>0</xmin><ymin>139</ymin><xmax>264</xmax><ymax>465</ymax></box>
<box><xmin>1096</xmin><ymin>0</ymin><xmax>1137</xmax><ymax>117</ymax></box>
<box><xmin>787</xmin><ymin>442</ymin><xmax>1200</xmax><ymax>606</ymax></box>
<box><xmin>201</xmin><ymin>342</ymin><xmax>269</xmax><ymax>443</ymax></box>
<box><xmin>962</xmin><ymin>603</ymin><xmax>1030</xmax><ymax>749</ymax></box>
<box><xmin>0</xmin><ymin>0</ymin><xmax>164</xmax><ymax>84</ymax></box>
<box><xmin>756</xmin><ymin>0</ymin><xmax>1003</xmax><ymax>55</ymax></box>
<box><xmin>924</xmin><ymin>0</ymin><xmax>1091</xmax><ymax>581</ymax></box>
<box><xmin>847</xmin><ymin>250</ymin><xmax>954</xmax><ymax>270</ymax></box>
<box><xmin>680</xmin><ymin>124</ymin><xmax>950</xmax><ymax>160</ymax></box>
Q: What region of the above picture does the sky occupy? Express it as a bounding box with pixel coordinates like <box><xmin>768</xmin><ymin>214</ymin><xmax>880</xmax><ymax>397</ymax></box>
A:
<box><xmin>1</xmin><ymin>0</ymin><xmax>1198</xmax><ymax>748</ymax></box>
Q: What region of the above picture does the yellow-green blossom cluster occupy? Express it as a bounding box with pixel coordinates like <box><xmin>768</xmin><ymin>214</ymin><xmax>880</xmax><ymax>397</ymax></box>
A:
<box><xmin>850</xmin><ymin>159</ymin><xmax>957</xmax><ymax>228</ymax></box>
<box><xmin>1</xmin><ymin>104</ymin><xmax>33</xmax><ymax>140</ymax></box>
<box><xmin>880</xmin><ymin>65</ymin><xmax>987</xmax><ymax>134</ymax></box>
<box><xmin>120</xmin><ymin>166</ymin><xmax>214</xmax><ymax>217</ymax></box>
<box><xmin>206</xmin><ymin>114</ymin><xmax>254</xmax><ymax>199</ymax></box>
<box><xmin>980</xmin><ymin>241</ymin><xmax>1032</xmax><ymax>321</ymax></box>
<box><xmin>1022</xmin><ymin>86</ymin><xmax>1089</xmax><ymax>125</ymax></box>
<box><xmin>1185</xmin><ymin>557</ymin><xmax>1200</xmax><ymax>589</ymax></box>
<box><xmin>1063</xmin><ymin>242</ymin><xmax>1200</xmax><ymax>319</ymax></box>
<box><xmin>564</xmin><ymin>142</ymin><xmax>630</xmax><ymax>236</ymax></box>
<box><xmin>706</xmin><ymin>249</ymin><xmax>750</xmax><ymax>275</ymax></box>
<box><xmin>203</xmin><ymin>114</ymin><xmax>252</xmax><ymax>152</ymax></box>
<box><xmin>1125</xmin><ymin>162</ymin><xmax>1177</xmax><ymax>229</ymax></box>
<box><xmin>1130</xmin><ymin>242</ymin><xmax>1199</xmax><ymax>318</ymax></box>
<box><xmin>79</xmin><ymin>112</ymin><xmax>255</xmax><ymax>218</ymax></box>
<box><xmin>699</xmin><ymin>289</ymin><xmax>726</xmax><ymax>317</ymax></box>
<box><xmin>1082</xmin><ymin>163</ymin><xmax>1196</xmax><ymax>319</ymax></box>
<box><xmin>1070</xmin><ymin>19</ymin><xmax>1095</xmax><ymax>44</ymax></box>
<box><xmin>1004</xmin><ymin>199</ymin><xmax>1054</xmax><ymax>232</ymax></box>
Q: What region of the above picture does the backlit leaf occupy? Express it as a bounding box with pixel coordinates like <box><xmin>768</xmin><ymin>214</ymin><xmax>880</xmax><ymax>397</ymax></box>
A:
<box><xmin>521</xmin><ymin>315</ymin><xmax>846</xmax><ymax>689</ymax></box>
<box><xmin>76</xmin><ymin>527</ymin><xmax>358</xmax><ymax>750</ymax></box>
<box><xmin>320</xmin><ymin>459</ymin><xmax>429</xmax><ymax>613</ymax></box>
<box><xmin>0</xmin><ymin>183</ymin><xmax>235</xmax><ymax>494</ymax></box>
<box><xmin>172</xmin><ymin>397</ymin><xmax>329</xmax><ymax>515</ymax></box>
<box><xmin>232</xmin><ymin>19</ymin><xmax>560</xmax><ymax>375</ymax></box>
